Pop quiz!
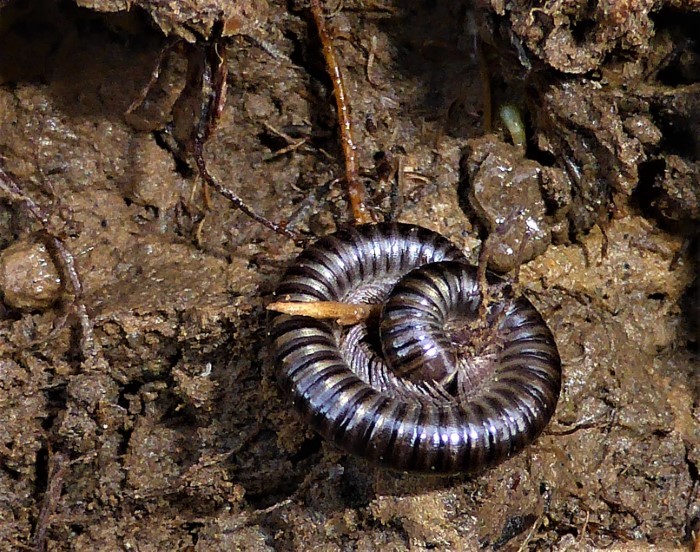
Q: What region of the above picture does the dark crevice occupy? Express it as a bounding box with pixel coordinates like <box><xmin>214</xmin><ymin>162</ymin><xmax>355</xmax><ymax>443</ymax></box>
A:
<box><xmin>631</xmin><ymin>158</ymin><xmax>665</xmax><ymax>219</ymax></box>
<box><xmin>683</xmin><ymin>445</ymin><xmax>700</xmax><ymax>543</ymax></box>
<box><xmin>289</xmin><ymin>435</ymin><xmax>323</xmax><ymax>465</ymax></box>
<box><xmin>653</xmin><ymin>11</ymin><xmax>700</xmax><ymax>87</ymax></box>
<box><xmin>493</xmin><ymin>514</ymin><xmax>538</xmax><ymax>549</ymax></box>
<box><xmin>651</xmin><ymin>105</ymin><xmax>698</xmax><ymax>159</ymax></box>
<box><xmin>33</xmin><ymin>447</ymin><xmax>50</xmax><ymax>499</ymax></box>
<box><xmin>153</xmin><ymin>130</ymin><xmax>194</xmax><ymax>178</ymax></box>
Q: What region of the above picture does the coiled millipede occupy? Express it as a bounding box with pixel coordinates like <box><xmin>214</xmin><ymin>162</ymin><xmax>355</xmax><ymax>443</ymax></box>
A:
<box><xmin>268</xmin><ymin>223</ymin><xmax>561</xmax><ymax>474</ymax></box>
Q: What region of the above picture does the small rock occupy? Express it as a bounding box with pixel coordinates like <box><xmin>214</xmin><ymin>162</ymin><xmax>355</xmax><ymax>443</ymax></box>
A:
<box><xmin>0</xmin><ymin>236</ymin><xmax>62</xmax><ymax>310</ymax></box>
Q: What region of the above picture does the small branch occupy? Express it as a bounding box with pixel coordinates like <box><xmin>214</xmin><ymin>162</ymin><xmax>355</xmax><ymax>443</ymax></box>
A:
<box><xmin>190</xmin><ymin>31</ymin><xmax>304</xmax><ymax>243</ymax></box>
<box><xmin>0</xmin><ymin>167</ymin><xmax>97</xmax><ymax>363</ymax></box>
<box><xmin>32</xmin><ymin>451</ymin><xmax>68</xmax><ymax>552</ymax></box>
<box><xmin>310</xmin><ymin>0</ymin><xmax>377</xmax><ymax>225</ymax></box>
<box><xmin>267</xmin><ymin>299</ymin><xmax>378</xmax><ymax>325</ymax></box>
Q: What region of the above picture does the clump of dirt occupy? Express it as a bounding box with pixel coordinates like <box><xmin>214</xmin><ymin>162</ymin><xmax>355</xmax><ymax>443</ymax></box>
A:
<box><xmin>487</xmin><ymin>0</ymin><xmax>698</xmax><ymax>76</ymax></box>
<box><xmin>0</xmin><ymin>0</ymin><xmax>698</xmax><ymax>550</ymax></box>
<box><xmin>460</xmin><ymin>135</ymin><xmax>559</xmax><ymax>271</ymax></box>
<box><xmin>0</xmin><ymin>235</ymin><xmax>63</xmax><ymax>310</ymax></box>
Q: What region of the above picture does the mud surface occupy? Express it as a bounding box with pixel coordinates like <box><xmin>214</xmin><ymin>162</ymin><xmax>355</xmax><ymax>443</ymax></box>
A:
<box><xmin>0</xmin><ymin>0</ymin><xmax>698</xmax><ymax>550</ymax></box>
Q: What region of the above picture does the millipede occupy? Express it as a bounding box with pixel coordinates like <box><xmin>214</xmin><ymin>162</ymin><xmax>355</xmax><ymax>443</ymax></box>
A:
<box><xmin>268</xmin><ymin>223</ymin><xmax>561</xmax><ymax>474</ymax></box>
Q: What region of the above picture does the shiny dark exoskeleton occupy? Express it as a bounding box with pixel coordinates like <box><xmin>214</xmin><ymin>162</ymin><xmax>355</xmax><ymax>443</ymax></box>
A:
<box><xmin>268</xmin><ymin>223</ymin><xmax>561</xmax><ymax>474</ymax></box>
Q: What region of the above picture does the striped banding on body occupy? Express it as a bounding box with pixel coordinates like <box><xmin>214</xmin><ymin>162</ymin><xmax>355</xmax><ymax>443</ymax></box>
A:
<box><xmin>268</xmin><ymin>223</ymin><xmax>561</xmax><ymax>473</ymax></box>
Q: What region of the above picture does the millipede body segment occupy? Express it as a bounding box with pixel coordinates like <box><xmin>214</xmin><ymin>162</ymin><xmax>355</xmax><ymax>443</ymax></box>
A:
<box><xmin>268</xmin><ymin>223</ymin><xmax>561</xmax><ymax>474</ymax></box>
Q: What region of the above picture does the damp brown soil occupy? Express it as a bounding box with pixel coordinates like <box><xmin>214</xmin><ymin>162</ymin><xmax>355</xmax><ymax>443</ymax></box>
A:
<box><xmin>0</xmin><ymin>1</ymin><xmax>698</xmax><ymax>550</ymax></box>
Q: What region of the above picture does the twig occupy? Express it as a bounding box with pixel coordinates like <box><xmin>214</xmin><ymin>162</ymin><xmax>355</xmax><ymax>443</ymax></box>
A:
<box><xmin>125</xmin><ymin>39</ymin><xmax>182</xmax><ymax>118</ymax></box>
<box><xmin>190</xmin><ymin>32</ymin><xmax>303</xmax><ymax>243</ymax></box>
<box><xmin>262</xmin><ymin>123</ymin><xmax>310</xmax><ymax>160</ymax></box>
<box><xmin>192</xmin><ymin>144</ymin><xmax>302</xmax><ymax>242</ymax></box>
<box><xmin>366</xmin><ymin>35</ymin><xmax>379</xmax><ymax>87</ymax></box>
<box><xmin>267</xmin><ymin>299</ymin><xmax>377</xmax><ymax>325</ymax></box>
<box><xmin>32</xmin><ymin>451</ymin><xmax>68</xmax><ymax>552</ymax></box>
<box><xmin>310</xmin><ymin>0</ymin><xmax>377</xmax><ymax>225</ymax></box>
<box><xmin>0</xmin><ymin>167</ymin><xmax>97</xmax><ymax>362</ymax></box>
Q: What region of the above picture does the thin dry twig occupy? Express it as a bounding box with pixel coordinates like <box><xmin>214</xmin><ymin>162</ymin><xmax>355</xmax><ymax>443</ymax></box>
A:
<box><xmin>189</xmin><ymin>30</ymin><xmax>303</xmax><ymax>242</ymax></box>
<box><xmin>0</xmin><ymin>167</ymin><xmax>98</xmax><ymax>362</ymax></box>
<box><xmin>262</xmin><ymin>123</ymin><xmax>310</xmax><ymax>160</ymax></box>
<box><xmin>32</xmin><ymin>451</ymin><xmax>68</xmax><ymax>552</ymax></box>
<box><xmin>125</xmin><ymin>39</ymin><xmax>182</xmax><ymax>119</ymax></box>
<box><xmin>267</xmin><ymin>299</ymin><xmax>378</xmax><ymax>325</ymax></box>
<box><xmin>366</xmin><ymin>34</ymin><xmax>379</xmax><ymax>87</ymax></box>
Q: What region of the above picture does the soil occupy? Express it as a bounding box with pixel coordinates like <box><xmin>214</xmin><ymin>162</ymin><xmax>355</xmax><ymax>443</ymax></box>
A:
<box><xmin>0</xmin><ymin>0</ymin><xmax>698</xmax><ymax>550</ymax></box>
